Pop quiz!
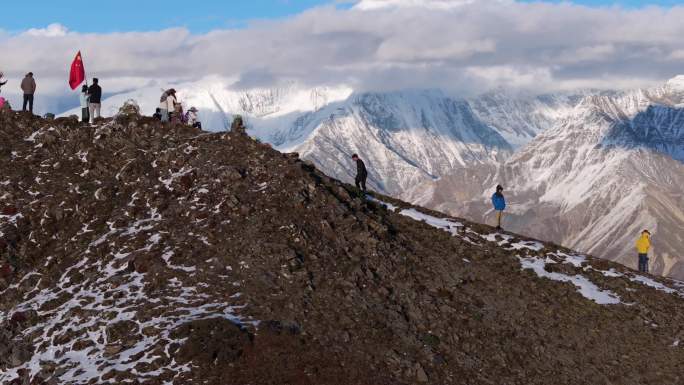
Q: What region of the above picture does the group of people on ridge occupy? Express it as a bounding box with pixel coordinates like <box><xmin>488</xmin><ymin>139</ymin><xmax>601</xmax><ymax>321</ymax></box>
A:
<box><xmin>154</xmin><ymin>89</ymin><xmax>202</xmax><ymax>128</ymax></box>
<box><xmin>0</xmin><ymin>72</ymin><xmax>202</xmax><ymax>129</ymax></box>
<box><xmin>354</xmin><ymin>159</ymin><xmax>652</xmax><ymax>274</ymax></box>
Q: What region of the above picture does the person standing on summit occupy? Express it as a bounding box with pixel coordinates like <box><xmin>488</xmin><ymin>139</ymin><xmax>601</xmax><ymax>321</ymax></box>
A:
<box><xmin>159</xmin><ymin>89</ymin><xmax>177</xmax><ymax>123</ymax></box>
<box><xmin>80</xmin><ymin>85</ymin><xmax>90</xmax><ymax>123</ymax></box>
<box><xmin>352</xmin><ymin>154</ymin><xmax>368</xmax><ymax>194</ymax></box>
<box><xmin>491</xmin><ymin>185</ymin><xmax>506</xmax><ymax>231</ymax></box>
<box><xmin>88</xmin><ymin>78</ymin><xmax>102</xmax><ymax>123</ymax></box>
<box><xmin>636</xmin><ymin>230</ymin><xmax>651</xmax><ymax>273</ymax></box>
<box><xmin>21</xmin><ymin>72</ymin><xmax>36</xmax><ymax>113</ymax></box>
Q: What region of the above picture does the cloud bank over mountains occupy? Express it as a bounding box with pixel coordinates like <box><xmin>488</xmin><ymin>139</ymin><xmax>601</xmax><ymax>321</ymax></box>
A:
<box><xmin>0</xmin><ymin>0</ymin><xmax>683</xmax><ymax>101</ymax></box>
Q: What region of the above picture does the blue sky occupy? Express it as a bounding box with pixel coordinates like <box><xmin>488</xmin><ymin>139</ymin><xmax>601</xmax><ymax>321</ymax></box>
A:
<box><xmin>0</xmin><ymin>0</ymin><xmax>680</xmax><ymax>33</ymax></box>
<box><xmin>0</xmin><ymin>0</ymin><xmax>346</xmax><ymax>33</ymax></box>
<box><xmin>536</xmin><ymin>0</ymin><xmax>681</xmax><ymax>5</ymax></box>
<box><xmin>1</xmin><ymin>0</ymin><xmax>683</xmax><ymax>108</ymax></box>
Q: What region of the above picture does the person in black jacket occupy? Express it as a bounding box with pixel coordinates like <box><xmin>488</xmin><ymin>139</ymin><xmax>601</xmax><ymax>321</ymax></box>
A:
<box><xmin>352</xmin><ymin>154</ymin><xmax>368</xmax><ymax>193</ymax></box>
<box><xmin>87</xmin><ymin>78</ymin><xmax>102</xmax><ymax>123</ymax></box>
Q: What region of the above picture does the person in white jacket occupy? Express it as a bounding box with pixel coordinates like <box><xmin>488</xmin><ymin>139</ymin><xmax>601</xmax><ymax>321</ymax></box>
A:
<box><xmin>80</xmin><ymin>85</ymin><xmax>90</xmax><ymax>123</ymax></box>
<box><xmin>159</xmin><ymin>89</ymin><xmax>177</xmax><ymax>122</ymax></box>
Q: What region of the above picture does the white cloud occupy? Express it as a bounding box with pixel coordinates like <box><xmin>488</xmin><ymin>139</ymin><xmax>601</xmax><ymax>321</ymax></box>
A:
<box><xmin>354</xmin><ymin>0</ymin><xmax>509</xmax><ymax>10</ymax></box>
<box><xmin>0</xmin><ymin>1</ymin><xmax>683</xmax><ymax>106</ymax></box>
<box><xmin>24</xmin><ymin>23</ymin><xmax>69</xmax><ymax>37</ymax></box>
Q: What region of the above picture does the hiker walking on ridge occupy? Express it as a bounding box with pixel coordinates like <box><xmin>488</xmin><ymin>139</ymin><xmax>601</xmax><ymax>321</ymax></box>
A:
<box><xmin>88</xmin><ymin>78</ymin><xmax>102</xmax><ymax>123</ymax></box>
<box><xmin>491</xmin><ymin>184</ymin><xmax>506</xmax><ymax>231</ymax></box>
<box><xmin>636</xmin><ymin>230</ymin><xmax>651</xmax><ymax>273</ymax></box>
<box><xmin>21</xmin><ymin>72</ymin><xmax>36</xmax><ymax>113</ymax></box>
<box><xmin>80</xmin><ymin>85</ymin><xmax>90</xmax><ymax>123</ymax></box>
<box><xmin>159</xmin><ymin>89</ymin><xmax>177</xmax><ymax>123</ymax></box>
<box><xmin>352</xmin><ymin>154</ymin><xmax>368</xmax><ymax>194</ymax></box>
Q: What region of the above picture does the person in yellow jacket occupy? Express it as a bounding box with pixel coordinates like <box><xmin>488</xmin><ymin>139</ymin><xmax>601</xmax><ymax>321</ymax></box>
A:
<box><xmin>635</xmin><ymin>230</ymin><xmax>651</xmax><ymax>273</ymax></box>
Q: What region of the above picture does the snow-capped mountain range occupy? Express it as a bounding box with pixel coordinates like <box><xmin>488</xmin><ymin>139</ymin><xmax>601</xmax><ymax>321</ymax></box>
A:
<box><xmin>468</xmin><ymin>89</ymin><xmax>613</xmax><ymax>148</ymax></box>
<box><xmin>62</xmin><ymin>78</ymin><xmax>580</xmax><ymax>196</ymax></box>
<box><xmin>412</xmin><ymin>76</ymin><xmax>684</xmax><ymax>278</ymax></box>
<box><xmin>60</xmin><ymin>75</ymin><xmax>684</xmax><ymax>278</ymax></box>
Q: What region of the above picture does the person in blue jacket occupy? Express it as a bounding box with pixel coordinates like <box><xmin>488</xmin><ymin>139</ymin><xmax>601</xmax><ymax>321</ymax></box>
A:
<box><xmin>491</xmin><ymin>184</ymin><xmax>506</xmax><ymax>231</ymax></box>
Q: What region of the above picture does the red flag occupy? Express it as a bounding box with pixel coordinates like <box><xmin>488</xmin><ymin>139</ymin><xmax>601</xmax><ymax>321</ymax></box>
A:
<box><xmin>69</xmin><ymin>51</ymin><xmax>85</xmax><ymax>90</ymax></box>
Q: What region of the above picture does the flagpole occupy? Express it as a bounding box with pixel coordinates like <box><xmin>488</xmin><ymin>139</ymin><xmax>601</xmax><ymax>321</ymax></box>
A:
<box><xmin>83</xmin><ymin>51</ymin><xmax>87</xmax><ymax>88</ymax></box>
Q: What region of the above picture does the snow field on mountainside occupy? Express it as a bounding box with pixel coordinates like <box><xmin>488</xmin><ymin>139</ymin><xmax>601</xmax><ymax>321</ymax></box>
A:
<box><xmin>518</xmin><ymin>256</ymin><xmax>621</xmax><ymax>305</ymax></box>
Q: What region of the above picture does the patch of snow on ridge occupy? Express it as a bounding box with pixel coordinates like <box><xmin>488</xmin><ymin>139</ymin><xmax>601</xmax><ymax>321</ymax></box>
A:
<box><xmin>519</xmin><ymin>256</ymin><xmax>621</xmax><ymax>305</ymax></box>
<box><xmin>368</xmin><ymin>196</ymin><xmax>398</xmax><ymax>212</ymax></box>
<box><xmin>598</xmin><ymin>268</ymin><xmax>623</xmax><ymax>278</ymax></box>
<box><xmin>630</xmin><ymin>275</ymin><xmax>678</xmax><ymax>295</ymax></box>
<box><xmin>555</xmin><ymin>252</ymin><xmax>586</xmax><ymax>268</ymax></box>
<box><xmin>481</xmin><ymin>233</ymin><xmax>543</xmax><ymax>251</ymax></box>
<box><xmin>400</xmin><ymin>208</ymin><xmax>463</xmax><ymax>236</ymax></box>
<box><xmin>506</xmin><ymin>240</ymin><xmax>544</xmax><ymax>251</ymax></box>
<box><xmin>24</xmin><ymin>128</ymin><xmax>44</xmax><ymax>142</ymax></box>
<box><xmin>370</xmin><ymin>197</ymin><xmax>474</xmax><ymax>242</ymax></box>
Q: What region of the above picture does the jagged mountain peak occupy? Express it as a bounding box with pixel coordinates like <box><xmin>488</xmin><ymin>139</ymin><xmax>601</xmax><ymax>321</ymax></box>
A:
<box><xmin>664</xmin><ymin>75</ymin><xmax>684</xmax><ymax>92</ymax></box>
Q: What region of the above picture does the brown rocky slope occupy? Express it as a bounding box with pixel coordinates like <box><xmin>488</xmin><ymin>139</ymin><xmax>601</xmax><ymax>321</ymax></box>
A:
<box><xmin>1</xmin><ymin>109</ymin><xmax>684</xmax><ymax>384</ymax></box>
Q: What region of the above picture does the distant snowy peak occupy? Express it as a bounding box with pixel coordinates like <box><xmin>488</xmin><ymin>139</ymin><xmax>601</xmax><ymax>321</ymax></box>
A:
<box><xmin>554</xmin><ymin>76</ymin><xmax>684</xmax><ymax>140</ymax></box>
<box><xmin>230</xmin><ymin>84</ymin><xmax>353</xmax><ymax>118</ymax></box>
<box><xmin>664</xmin><ymin>75</ymin><xmax>684</xmax><ymax>93</ymax></box>
<box><xmin>262</xmin><ymin>88</ymin><xmax>513</xmax><ymax>196</ymax></box>
<box><xmin>468</xmin><ymin>89</ymin><xmax>591</xmax><ymax>148</ymax></box>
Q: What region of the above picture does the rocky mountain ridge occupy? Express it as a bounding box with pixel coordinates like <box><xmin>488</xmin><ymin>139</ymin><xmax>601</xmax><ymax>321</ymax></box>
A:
<box><xmin>2</xmin><ymin>110</ymin><xmax>684</xmax><ymax>384</ymax></box>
